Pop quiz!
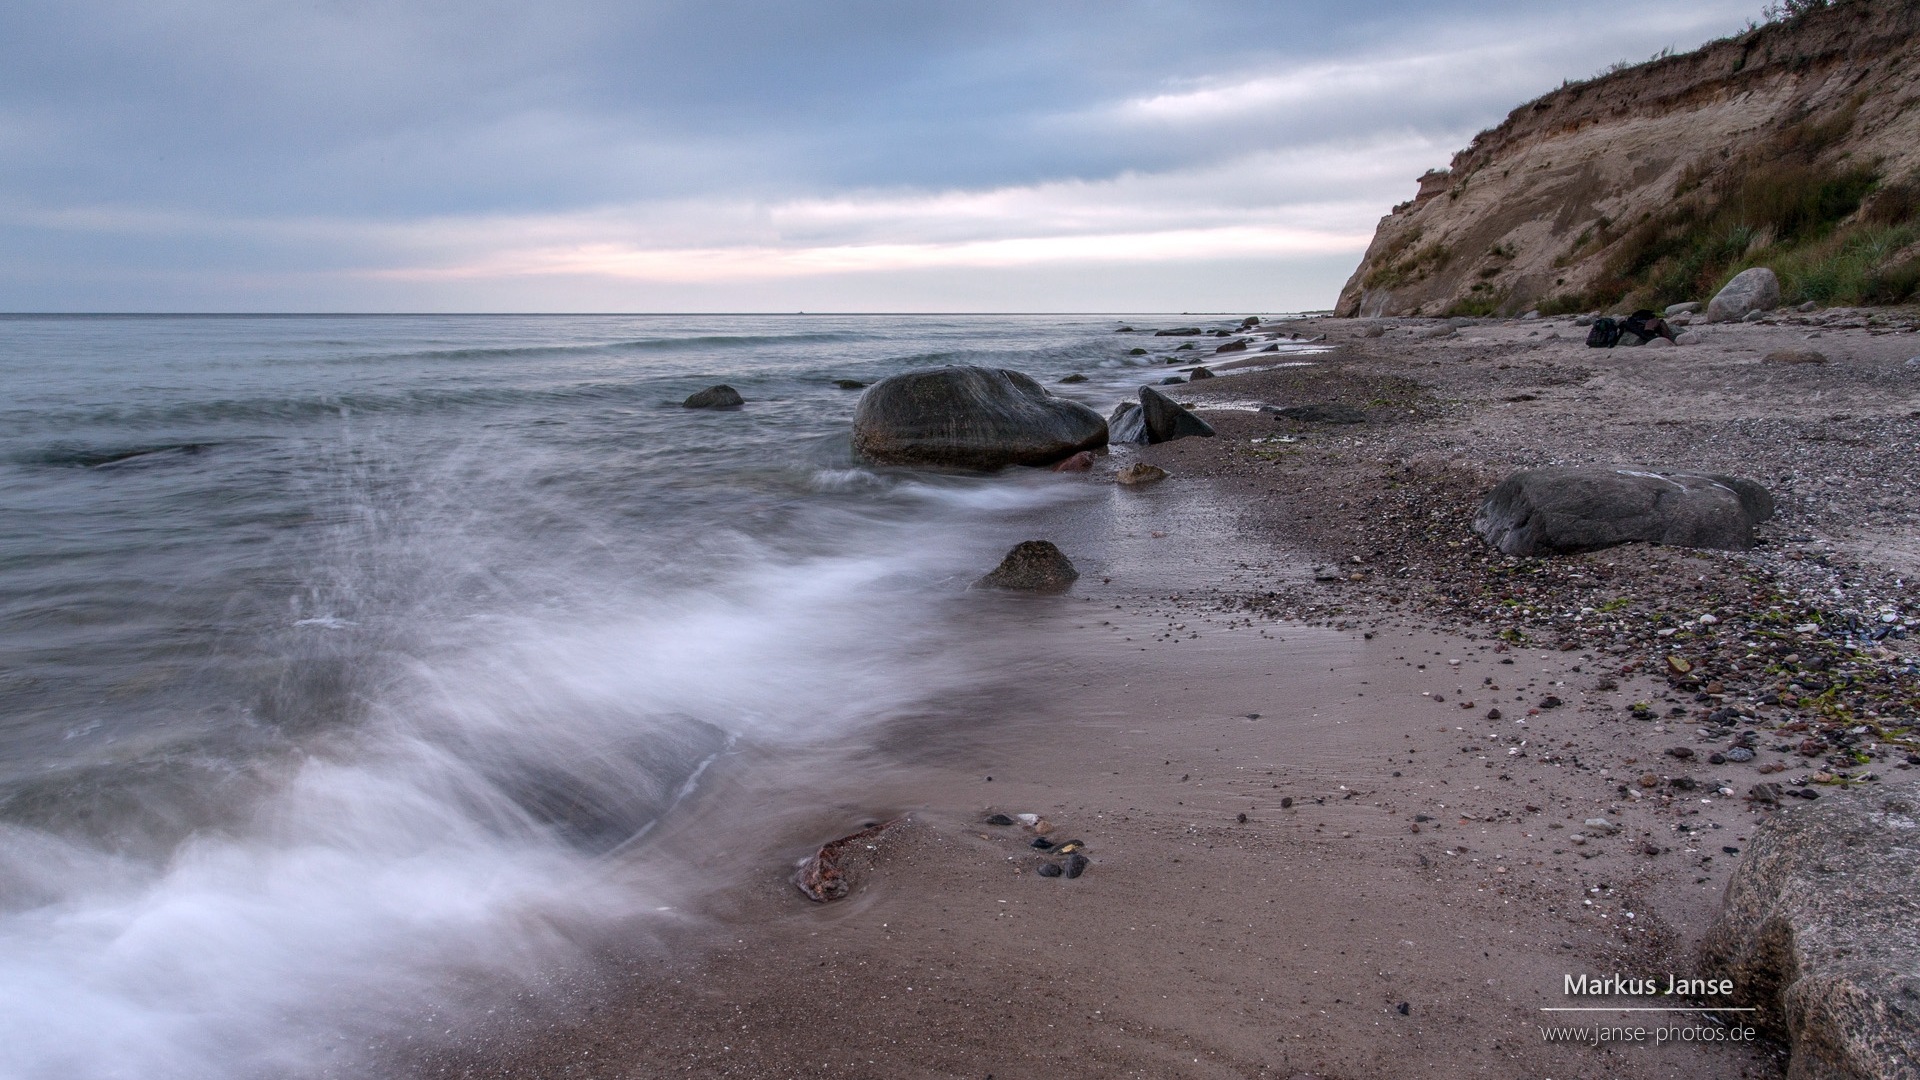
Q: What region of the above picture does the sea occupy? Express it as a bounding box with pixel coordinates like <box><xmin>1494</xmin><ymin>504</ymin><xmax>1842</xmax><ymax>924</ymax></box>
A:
<box><xmin>0</xmin><ymin>313</ymin><xmax>1311</xmax><ymax>1079</ymax></box>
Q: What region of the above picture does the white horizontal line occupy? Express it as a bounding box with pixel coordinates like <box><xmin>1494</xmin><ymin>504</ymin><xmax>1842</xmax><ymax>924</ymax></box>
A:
<box><xmin>1543</xmin><ymin>999</ymin><xmax>1758</xmax><ymax>1006</ymax></box>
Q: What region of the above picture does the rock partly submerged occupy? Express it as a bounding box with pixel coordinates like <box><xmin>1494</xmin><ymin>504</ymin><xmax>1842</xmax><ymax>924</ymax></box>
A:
<box><xmin>1473</xmin><ymin>466</ymin><xmax>1773</xmax><ymax>556</ymax></box>
<box><xmin>974</xmin><ymin>540</ymin><xmax>1079</xmax><ymax>594</ymax></box>
<box><xmin>851</xmin><ymin>366</ymin><xmax>1106</xmax><ymax>470</ymax></box>
<box><xmin>1700</xmin><ymin>782</ymin><xmax>1920</xmax><ymax>1080</ymax></box>
<box><xmin>682</xmin><ymin>384</ymin><xmax>745</xmax><ymax>408</ymax></box>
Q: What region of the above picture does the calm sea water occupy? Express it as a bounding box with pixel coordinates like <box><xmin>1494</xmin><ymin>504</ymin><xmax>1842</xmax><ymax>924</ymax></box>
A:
<box><xmin>0</xmin><ymin>313</ymin><xmax>1292</xmax><ymax>1078</ymax></box>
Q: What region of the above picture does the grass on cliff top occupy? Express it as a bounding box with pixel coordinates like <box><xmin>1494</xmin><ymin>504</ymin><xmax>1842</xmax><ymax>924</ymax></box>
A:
<box><xmin>1539</xmin><ymin>102</ymin><xmax>1920</xmax><ymax>313</ymax></box>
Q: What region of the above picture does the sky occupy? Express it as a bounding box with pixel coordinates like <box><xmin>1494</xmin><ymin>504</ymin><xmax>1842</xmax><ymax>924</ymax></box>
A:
<box><xmin>0</xmin><ymin>1</ymin><xmax>1764</xmax><ymax>313</ymax></box>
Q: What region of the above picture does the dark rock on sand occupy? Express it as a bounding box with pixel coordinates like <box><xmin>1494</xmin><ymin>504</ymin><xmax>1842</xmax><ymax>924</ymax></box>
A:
<box><xmin>1471</xmin><ymin>467</ymin><xmax>1774</xmax><ymax>556</ymax></box>
<box><xmin>1188</xmin><ymin>367</ymin><xmax>1215</xmax><ymax>379</ymax></box>
<box><xmin>1159</xmin><ymin>376</ymin><xmax>1185</xmax><ymax>385</ymax></box>
<box><xmin>1051</xmin><ymin>451</ymin><xmax>1095</xmax><ymax>473</ymax></box>
<box><xmin>1138</xmin><ymin>386</ymin><xmax>1216</xmax><ymax>443</ymax></box>
<box><xmin>1699</xmin><ymin>782</ymin><xmax>1920</xmax><ymax>1079</ymax></box>
<box><xmin>1064</xmin><ymin>853</ymin><xmax>1089</xmax><ymax>878</ymax></box>
<box><xmin>1268</xmin><ymin>403</ymin><xmax>1365</xmax><ymax>424</ymax></box>
<box><xmin>1031</xmin><ymin>837</ymin><xmax>1055</xmax><ymax>850</ymax></box>
<box><xmin>1036</xmin><ymin>861</ymin><xmax>1065</xmax><ymax>878</ymax></box>
<box><xmin>833</xmin><ymin>379</ymin><xmax>867</xmax><ymax>390</ymax></box>
<box><xmin>1109</xmin><ymin>401</ymin><xmax>1147</xmax><ymax>444</ymax></box>
<box><xmin>975</xmin><ymin>540</ymin><xmax>1079</xmax><ymax>594</ymax></box>
<box><xmin>683</xmin><ymin>385</ymin><xmax>745</xmax><ymax>408</ymax></box>
<box><xmin>985</xmin><ymin>813</ymin><xmax>1015</xmax><ymax>826</ymax></box>
<box><xmin>851</xmin><ymin>366</ymin><xmax>1107</xmax><ymax>470</ymax></box>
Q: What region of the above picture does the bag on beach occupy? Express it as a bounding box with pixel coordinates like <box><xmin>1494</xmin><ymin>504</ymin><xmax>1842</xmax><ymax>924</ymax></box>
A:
<box><xmin>1585</xmin><ymin>317</ymin><xmax>1621</xmax><ymax>348</ymax></box>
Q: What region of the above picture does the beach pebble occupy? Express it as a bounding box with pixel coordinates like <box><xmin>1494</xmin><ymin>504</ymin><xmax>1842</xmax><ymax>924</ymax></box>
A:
<box><xmin>1064</xmin><ymin>853</ymin><xmax>1089</xmax><ymax>878</ymax></box>
<box><xmin>1726</xmin><ymin>747</ymin><xmax>1755</xmax><ymax>762</ymax></box>
<box><xmin>1667</xmin><ymin>746</ymin><xmax>1696</xmax><ymax>759</ymax></box>
<box><xmin>1031</xmin><ymin>837</ymin><xmax>1055</xmax><ymax>850</ymax></box>
<box><xmin>1281</xmin><ymin>797</ymin><xmax>1294</xmax><ymax>809</ymax></box>
<box><xmin>985</xmin><ymin>813</ymin><xmax>1014</xmax><ymax>826</ymax></box>
<box><xmin>1189</xmin><ymin>366</ymin><xmax>1216</xmax><ymax>379</ymax></box>
<box><xmin>1116</xmin><ymin>462</ymin><xmax>1168</xmax><ymax>486</ymax></box>
<box><xmin>1036</xmin><ymin>862</ymin><xmax>1064</xmax><ymax>878</ymax></box>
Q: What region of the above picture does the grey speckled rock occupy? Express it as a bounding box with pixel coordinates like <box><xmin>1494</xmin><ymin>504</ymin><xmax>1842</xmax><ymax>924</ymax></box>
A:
<box><xmin>1708</xmin><ymin>267</ymin><xmax>1781</xmax><ymax>323</ymax></box>
<box><xmin>974</xmin><ymin>540</ymin><xmax>1078</xmax><ymax>593</ymax></box>
<box><xmin>851</xmin><ymin>366</ymin><xmax>1106</xmax><ymax>470</ymax></box>
<box><xmin>1473</xmin><ymin>467</ymin><xmax>1773</xmax><ymax>556</ymax></box>
<box><xmin>1137</xmin><ymin>386</ymin><xmax>1215</xmax><ymax>443</ymax></box>
<box><xmin>1699</xmin><ymin>782</ymin><xmax>1920</xmax><ymax>1080</ymax></box>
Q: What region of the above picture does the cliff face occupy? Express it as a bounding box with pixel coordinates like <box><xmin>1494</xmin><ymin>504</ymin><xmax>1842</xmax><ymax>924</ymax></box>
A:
<box><xmin>1337</xmin><ymin>0</ymin><xmax>1920</xmax><ymax>318</ymax></box>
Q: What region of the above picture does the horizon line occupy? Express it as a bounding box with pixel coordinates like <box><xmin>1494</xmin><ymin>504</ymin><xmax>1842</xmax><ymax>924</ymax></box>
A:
<box><xmin>0</xmin><ymin>310</ymin><xmax>1329</xmax><ymax>318</ymax></box>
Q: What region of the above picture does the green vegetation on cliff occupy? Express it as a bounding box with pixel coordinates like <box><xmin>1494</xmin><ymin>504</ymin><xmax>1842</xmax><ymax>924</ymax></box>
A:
<box><xmin>1541</xmin><ymin>103</ymin><xmax>1920</xmax><ymax>313</ymax></box>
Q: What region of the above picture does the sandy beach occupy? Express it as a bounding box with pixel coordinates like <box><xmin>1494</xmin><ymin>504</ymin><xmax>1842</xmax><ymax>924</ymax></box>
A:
<box><xmin>393</xmin><ymin>313</ymin><xmax>1918</xmax><ymax>1080</ymax></box>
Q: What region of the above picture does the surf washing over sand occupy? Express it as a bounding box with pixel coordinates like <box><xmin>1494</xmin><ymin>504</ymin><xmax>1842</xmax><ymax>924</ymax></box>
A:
<box><xmin>0</xmin><ymin>314</ymin><xmax>1328</xmax><ymax>1079</ymax></box>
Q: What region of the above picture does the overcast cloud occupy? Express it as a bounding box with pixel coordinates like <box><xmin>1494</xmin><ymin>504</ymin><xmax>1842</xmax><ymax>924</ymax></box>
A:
<box><xmin>0</xmin><ymin>0</ymin><xmax>1761</xmax><ymax>311</ymax></box>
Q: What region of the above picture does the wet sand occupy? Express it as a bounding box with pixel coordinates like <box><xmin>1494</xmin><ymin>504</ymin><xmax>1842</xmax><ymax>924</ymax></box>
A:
<box><xmin>410</xmin><ymin>313</ymin><xmax>1920</xmax><ymax>1079</ymax></box>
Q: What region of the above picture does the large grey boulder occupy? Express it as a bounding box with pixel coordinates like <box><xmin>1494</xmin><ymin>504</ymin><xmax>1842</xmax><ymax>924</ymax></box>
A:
<box><xmin>1699</xmin><ymin>782</ymin><xmax>1920</xmax><ymax>1080</ymax></box>
<box><xmin>1707</xmin><ymin>267</ymin><xmax>1781</xmax><ymax>323</ymax></box>
<box><xmin>851</xmin><ymin>366</ymin><xmax>1106</xmax><ymax>470</ymax></box>
<box><xmin>1138</xmin><ymin>386</ymin><xmax>1215</xmax><ymax>443</ymax></box>
<box><xmin>1473</xmin><ymin>467</ymin><xmax>1773</xmax><ymax>556</ymax></box>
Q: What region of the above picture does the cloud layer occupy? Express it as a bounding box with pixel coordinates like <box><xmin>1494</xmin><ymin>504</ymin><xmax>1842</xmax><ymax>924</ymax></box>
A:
<box><xmin>0</xmin><ymin>0</ymin><xmax>1761</xmax><ymax>311</ymax></box>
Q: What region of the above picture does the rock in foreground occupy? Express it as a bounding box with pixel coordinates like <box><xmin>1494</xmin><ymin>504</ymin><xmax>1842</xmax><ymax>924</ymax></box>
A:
<box><xmin>1699</xmin><ymin>783</ymin><xmax>1920</xmax><ymax>1080</ymax></box>
<box><xmin>1473</xmin><ymin>467</ymin><xmax>1773</xmax><ymax>556</ymax></box>
<box><xmin>852</xmin><ymin>366</ymin><xmax>1107</xmax><ymax>470</ymax></box>
<box><xmin>1138</xmin><ymin>386</ymin><xmax>1215</xmax><ymax>443</ymax></box>
<box><xmin>683</xmin><ymin>384</ymin><xmax>745</xmax><ymax>408</ymax></box>
<box><xmin>794</xmin><ymin>818</ymin><xmax>904</xmax><ymax>902</ymax></box>
<box><xmin>974</xmin><ymin>540</ymin><xmax>1078</xmax><ymax>593</ymax></box>
<box><xmin>1707</xmin><ymin>267</ymin><xmax>1781</xmax><ymax>323</ymax></box>
<box><xmin>1108</xmin><ymin>401</ymin><xmax>1148</xmax><ymax>444</ymax></box>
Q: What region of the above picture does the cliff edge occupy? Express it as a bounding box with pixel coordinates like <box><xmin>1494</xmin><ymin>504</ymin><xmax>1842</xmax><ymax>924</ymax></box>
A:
<box><xmin>1337</xmin><ymin>0</ymin><xmax>1920</xmax><ymax>318</ymax></box>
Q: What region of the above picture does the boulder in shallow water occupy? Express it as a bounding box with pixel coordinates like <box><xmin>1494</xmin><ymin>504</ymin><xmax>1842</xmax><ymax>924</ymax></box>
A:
<box><xmin>1051</xmin><ymin>450</ymin><xmax>1095</xmax><ymax>472</ymax></box>
<box><xmin>1188</xmin><ymin>366</ymin><xmax>1215</xmax><ymax>379</ymax></box>
<box><xmin>851</xmin><ymin>366</ymin><xmax>1107</xmax><ymax>470</ymax></box>
<box><xmin>1214</xmin><ymin>339</ymin><xmax>1247</xmax><ymax>353</ymax></box>
<box><xmin>683</xmin><ymin>384</ymin><xmax>745</xmax><ymax>408</ymax></box>
<box><xmin>1699</xmin><ymin>782</ymin><xmax>1920</xmax><ymax>1079</ymax></box>
<box><xmin>1473</xmin><ymin>466</ymin><xmax>1773</xmax><ymax>556</ymax></box>
<box><xmin>1138</xmin><ymin>386</ymin><xmax>1215</xmax><ymax>443</ymax></box>
<box><xmin>833</xmin><ymin>379</ymin><xmax>867</xmax><ymax>390</ymax></box>
<box><xmin>1058</xmin><ymin>373</ymin><xmax>1089</xmax><ymax>383</ymax></box>
<box><xmin>975</xmin><ymin>540</ymin><xmax>1079</xmax><ymax>593</ymax></box>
